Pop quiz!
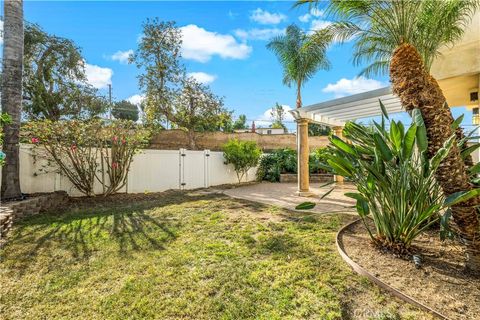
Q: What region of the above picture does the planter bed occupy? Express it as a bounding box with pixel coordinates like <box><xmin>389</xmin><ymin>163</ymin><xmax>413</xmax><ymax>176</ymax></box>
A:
<box><xmin>337</xmin><ymin>219</ymin><xmax>479</xmax><ymax>320</ymax></box>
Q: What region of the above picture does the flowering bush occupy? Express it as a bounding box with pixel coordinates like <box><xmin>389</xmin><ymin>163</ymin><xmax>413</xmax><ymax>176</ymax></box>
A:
<box><xmin>25</xmin><ymin>119</ymin><xmax>150</xmax><ymax>196</ymax></box>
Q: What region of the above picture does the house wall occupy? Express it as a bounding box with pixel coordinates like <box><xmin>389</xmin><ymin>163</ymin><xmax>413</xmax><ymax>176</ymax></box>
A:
<box><xmin>0</xmin><ymin>145</ymin><xmax>257</xmax><ymax>197</ymax></box>
<box><xmin>149</xmin><ymin>129</ymin><xmax>329</xmax><ymax>151</ymax></box>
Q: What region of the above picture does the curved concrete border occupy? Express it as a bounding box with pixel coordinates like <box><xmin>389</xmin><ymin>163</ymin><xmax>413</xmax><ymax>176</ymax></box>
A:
<box><xmin>336</xmin><ymin>219</ymin><xmax>450</xmax><ymax>320</ymax></box>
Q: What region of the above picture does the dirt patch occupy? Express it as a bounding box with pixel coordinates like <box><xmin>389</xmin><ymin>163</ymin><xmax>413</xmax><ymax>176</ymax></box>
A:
<box><xmin>341</xmin><ymin>220</ymin><xmax>480</xmax><ymax>320</ymax></box>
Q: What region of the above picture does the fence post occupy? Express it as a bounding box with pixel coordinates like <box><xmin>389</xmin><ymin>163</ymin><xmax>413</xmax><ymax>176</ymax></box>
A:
<box><xmin>179</xmin><ymin>148</ymin><xmax>186</xmax><ymax>190</ymax></box>
<box><xmin>204</xmin><ymin>149</ymin><xmax>210</xmax><ymax>188</ymax></box>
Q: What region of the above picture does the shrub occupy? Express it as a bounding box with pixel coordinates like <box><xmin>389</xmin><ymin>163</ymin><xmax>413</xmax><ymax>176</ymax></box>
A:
<box><xmin>256</xmin><ymin>147</ymin><xmax>329</xmax><ymax>182</ymax></box>
<box><xmin>223</xmin><ymin>139</ymin><xmax>262</xmax><ymax>183</ymax></box>
<box><xmin>25</xmin><ymin>119</ymin><xmax>150</xmax><ymax>196</ymax></box>
<box><xmin>324</xmin><ymin>106</ymin><xmax>479</xmax><ymax>252</ymax></box>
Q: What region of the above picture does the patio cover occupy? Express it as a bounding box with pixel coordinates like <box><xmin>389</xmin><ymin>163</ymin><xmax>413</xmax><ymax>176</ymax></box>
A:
<box><xmin>290</xmin><ymin>86</ymin><xmax>403</xmax><ymax>127</ymax></box>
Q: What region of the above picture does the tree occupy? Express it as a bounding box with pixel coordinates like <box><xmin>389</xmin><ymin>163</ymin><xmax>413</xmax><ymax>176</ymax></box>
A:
<box><xmin>270</xmin><ymin>103</ymin><xmax>287</xmax><ymax>131</ymax></box>
<box><xmin>1</xmin><ymin>0</ymin><xmax>24</xmax><ymax>200</ymax></box>
<box><xmin>223</xmin><ymin>139</ymin><xmax>262</xmax><ymax>183</ymax></box>
<box><xmin>267</xmin><ymin>24</ymin><xmax>331</xmax><ymax>109</ymax></box>
<box><xmin>170</xmin><ymin>77</ymin><xmax>231</xmax><ymax>149</ymax></box>
<box><xmin>130</xmin><ymin>19</ymin><xmax>184</xmax><ymax>126</ymax></box>
<box><xmin>300</xmin><ymin>0</ymin><xmax>480</xmax><ymax>271</ymax></box>
<box><xmin>112</xmin><ymin>100</ymin><xmax>139</xmax><ymax>121</ymax></box>
<box><xmin>23</xmin><ymin>23</ymin><xmax>107</xmax><ymax>120</ymax></box>
<box><xmin>233</xmin><ymin>114</ymin><xmax>249</xmax><ymax>130</ymax></box>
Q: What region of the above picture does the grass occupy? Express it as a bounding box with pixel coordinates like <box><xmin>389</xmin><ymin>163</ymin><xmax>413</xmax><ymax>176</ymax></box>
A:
<box><xmin>0</xmin><ymin>191</ymin><xmax>431</xmax><ymax>319</ymax></box>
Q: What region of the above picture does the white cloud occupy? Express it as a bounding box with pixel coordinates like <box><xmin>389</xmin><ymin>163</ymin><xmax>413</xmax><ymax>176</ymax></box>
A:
<box><xmin>126</xmin><ymin>94</ymin><xmax>145</xmax><ymax>106</ymax></box>
<box><xmin>310</xmin><ymin>19</ymin><xmax>332</xmax><ymax>31</ymax></box>
<box><xmin>180</xmin><ymin>24</ymin><xmax>252</xmax><ymax>63</ymax></box>
<box><xmin>84</xmin><ymin>63</ymin><xmax>113</xmax><ymax>89</ymax></box>
<box><xmin>256</xmin><ymin>104</ymin><xmax>295</xmax><ymax>126</ymax></box>
<box><xmin>250</xmin><ymin>8</ymin><xmax>287</xmax><ymax>25</ymax></box>
<box><xmin>110</xmin><ymin>49</ymin><xmax>133</xmax><ymax>64</ymax></box>
<box><xmin>0</xmin><ymin>20</ymin><xmax>3</xmax><ymax>45</ymax></box>
<box><xmin>187</xmin><ymin>72</ymin><xmax>217</xmax><ymax>84</ymax></box>
<box><xmin>234</xmin><ymin>28</ymin><xmax>285</xmax><ymax>41</ymax></box>
<box><xmin>298</xmin><ymin>8</ymin><xmax>324</xmax><ymax>23</ymax></box>
<box><xmin>322</xmin><ymin>77</ymin><xmax>387</xmax><ymax>98</ymax></box>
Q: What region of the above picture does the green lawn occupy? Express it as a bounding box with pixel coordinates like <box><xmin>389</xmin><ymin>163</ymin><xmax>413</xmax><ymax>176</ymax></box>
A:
<box><xmin>0</xmin><ymin>191</ymin><xmax>430</xmax><ymax>319</ymax></box>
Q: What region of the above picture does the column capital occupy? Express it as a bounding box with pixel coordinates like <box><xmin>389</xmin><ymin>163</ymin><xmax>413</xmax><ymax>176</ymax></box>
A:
<box><xmin>296</xmin><ymin>118</ymin><xmax>309</xmax><ymax>125</ymax></box>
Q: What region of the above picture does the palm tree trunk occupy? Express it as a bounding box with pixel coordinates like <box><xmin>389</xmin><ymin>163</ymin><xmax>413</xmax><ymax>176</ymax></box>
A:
<box><xmin>1</xmin><ymin>0</ymin><xmax>24</xmax><ymax>200</ymax></box>
<box><xmin>296</xmin><ymin>80</ymin><xmax>302</xmax><ymax>109</ymax></box>
<box><xmin>390</xmin><ymin>43</ymin><xmax>480</xmax><ymax>272</ymax></box>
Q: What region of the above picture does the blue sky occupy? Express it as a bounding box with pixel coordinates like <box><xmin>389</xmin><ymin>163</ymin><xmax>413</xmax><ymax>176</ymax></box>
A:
<box><xmin>1</xmin><ymin>1</ymin><xmax>473</xmax><ymax>131</ymax></box>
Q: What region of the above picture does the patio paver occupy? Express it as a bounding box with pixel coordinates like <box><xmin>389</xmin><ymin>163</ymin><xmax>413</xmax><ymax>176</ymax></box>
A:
<box><xmin>222</xmin><ymin>182</ymin><xmax>357</xmax><ymax>214</ymax></box>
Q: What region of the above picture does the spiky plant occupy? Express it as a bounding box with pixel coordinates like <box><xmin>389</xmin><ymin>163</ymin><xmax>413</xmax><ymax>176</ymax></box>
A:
<box><xmin>298</xmin><ymin>0</ymin><xmax>480</xmax><ymax>272</ymax></box>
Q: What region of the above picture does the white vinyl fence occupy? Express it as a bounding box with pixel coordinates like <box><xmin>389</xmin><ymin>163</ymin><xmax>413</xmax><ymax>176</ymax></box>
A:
<box><xmin>0</xmin><ymin>145</ymin><xmax>257</xmax><ymax>197</ymax></box>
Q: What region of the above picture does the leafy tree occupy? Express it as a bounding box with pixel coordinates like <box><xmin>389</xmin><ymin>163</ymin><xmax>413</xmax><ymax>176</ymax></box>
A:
<box><xmin>170</xmin><ymin>78</ymin><xmax>231</xmax><ymax>149</ymax></box>
<box><xmin>308</xmin><ymin>123</ymin><xmax>331</xmax><ymax>136</ymax></box>
<box><xmin>130</xmin><ymin>19</ymin><xmax>184</xmax><ymax>126</ymax></box>
<box><xmin>223</xmin><ymin>139</ymin><xmax>262</xmax><ymax>183</ymax></box>
<box><xmin>23</xmin><ymin>23</ymin><xmax>108</xmax><ymax>120</ymax></box>
<box><xmin>270</xmin><ymin>103</ymin><xmax>287</xmax><ymax>131</ymax></box>
<box><xmin>233</xmin><ymin>114</ymin><xmax>249</xmax><ymax>130</ymax></box>
<box><xmin>112</xmin><ymin>100</ymin><xmax>139</xmax><ymax>121</ymax></box>
<box><xmin>1</xmin><ymin>0</ymin><xmax>23</xmax><ymax>200</ymax></box>
<box><xmin>301</xmin><ymin>0</ymin><xmax>480</xmax><ymax>272</ymax></box>
<box><xmin>267</xmin><ymin>24</ymin><xmax>331</xmax><ymax>109</ymax></box>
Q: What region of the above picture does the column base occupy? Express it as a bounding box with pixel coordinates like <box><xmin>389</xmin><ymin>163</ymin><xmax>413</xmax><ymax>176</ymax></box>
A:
<box><xmin>296</xmin><ymin>190</ymin><xmax>315</xmax><ymax>197</ymax></box>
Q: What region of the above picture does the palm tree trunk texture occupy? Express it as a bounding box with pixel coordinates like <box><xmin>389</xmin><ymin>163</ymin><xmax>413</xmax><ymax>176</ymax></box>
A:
<box><xmin>390</xmin><ymin>43</ymin><xmax>480</xmax><ymax>272</ymax></box>
<box><xmin>1</xmin><ymin>0</ymin><xmax>24</xmax><ymax>200</ymax></box>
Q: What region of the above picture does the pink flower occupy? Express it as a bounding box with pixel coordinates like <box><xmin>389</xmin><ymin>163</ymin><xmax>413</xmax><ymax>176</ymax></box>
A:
<box><xmin>31</xmin><ymin>137</ymin><xmax>40</xmax><ymax>144</ymax></box>
<box><xmin>121</xmin><ymin>139</ymin><xmax>126</xmax><ymax>144</ymax></box>
<box><xmin>71</xmin><ymin>145</ymin><xmax>77</xmax><ymax>152</ymax></box>
<box><xmin>112</xmin><ymin>162</ymin><xmax>119</xmax><ymax>169</ymax></box>
<box><xmin>112</xmin><ymin>136</ymin><xmax>118</xmax><ymax>142</ymax></box>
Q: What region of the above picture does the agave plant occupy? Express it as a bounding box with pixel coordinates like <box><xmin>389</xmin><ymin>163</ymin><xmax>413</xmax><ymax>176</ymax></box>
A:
<box><xmin>325</xmin><ymin>103</ymin><xmax>480</xmax><ymax>252</ymax></box>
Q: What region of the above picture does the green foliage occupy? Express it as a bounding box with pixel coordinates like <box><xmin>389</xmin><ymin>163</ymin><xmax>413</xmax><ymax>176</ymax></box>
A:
<box><xmin>233</xmin><ymin>114</ymin><xmax>249</xmax><ymax>130</ymax></box>
<box><xmin>267</xmin><ymin>24</ymin><xmax>331</xmax><ymax>90</ymax></box>
<box><xmin>223</xmin><ymin>139</ymin><xmax>262</xmax><ymax>183</ymax></box>
<box><xmin>23</xmin><ymin>23</ymin><xmax>108</xmax><ymax>120</ymax></box>
<box><xmin>308</xmin><ymin>123</ymin><xmax>331</xmax><ymax>136</ymax></box>
<box><xmin>0</xmin><ymin>113</ymin><xmax>12</xmax><ymax>166</ymax></box>
<box><xmin>324</xmin><ymin>102</ymin><xmax>470</xmax><ymax>251</ymax></box>
<box><xmin>316</xmin><ymin>0</ymin><xmax>479</xmax><ymax>76</ymax></box>
<box><xmin>295</xmin><ymin>202</ymin><xmax>316</xmax><ymax>210</ymax></box>
<box><xmin>270</xmin><ymin>103</ymin><xmax>287</xmax><ymax>131</ymax></box>
<box><xmin>25</xmin><ymin>119</ymin><xmax>150</xmax><ymax>196</ymax></box>
<box><xmin>256</xmin><ymin>147</ymin><xmax>329</xmax><ymax>182</ymax></box>
<box><xmin>112</xmin><ymin>100</ymin><xmax>139</xmax><ymax>121</ymax></box>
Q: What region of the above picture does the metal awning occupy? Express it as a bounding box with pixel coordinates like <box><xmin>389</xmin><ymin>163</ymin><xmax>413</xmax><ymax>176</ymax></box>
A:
<box><xmin>290</xmin><ymin>86</ymin><xmax>403</xmax><ymax>127</ymax></box>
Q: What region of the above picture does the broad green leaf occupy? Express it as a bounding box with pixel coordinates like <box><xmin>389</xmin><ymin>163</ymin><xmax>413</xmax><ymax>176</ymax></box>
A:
<box><xmin>295</xmin><ymin>202</ymin><xmax>316</xmax><ymax>210</ymax></box>
<box><xmin>451</xmin><ymin>114</ymin><xmax>464</xmax><ymax>130</ymax></box>
<box><xmin>444</xmin><ymin>188</ymin><xmax>480</xmax><ymax>207</ymax></box>
<box><xmin>330</xmin><ymin>135</ymin><xmax>356</xmax><ymax>155</ymax></box>
<box><xmin>345</xmin><ymin>192</ymin><xmax>366</xmax><ymax>201</ymax></box>
<box><xmin>461</xmin><ymin>143</ymin><xmax>480</xmax><ymax>159</ymax></box>
<box><xmin>412</xmin><ymin>109</ymin><xmax>427</xmax><ymax>152</ymax></box>
<box><xmin>468</xmin><ymin>162</ymin><xmax>480</xmax><ymax>175</ymax></box>
<box><xmin>373</xmin><ymin>133</ymin><xmax>393</xmax><ymax>161</ymax></box>
<box><xmin>402</xmin><ymin>124</ymin><xmax>417</xmax><ymax>158</ymax></box>
<box><xmin>389</xmin><ymin>120</ymin><xmax>402</xmax><ymax>151</ymax></box>
<box><xmin>356</xmin><ymin>199</ymin><xmax>370</xmax><ymax>217</ymax></box>
<box><xmin>429</xmin><ymin>135</ymin><xmax>455</xmax><ymax>171</ymax></box>
<box><xmin>379</xmin><ymin>99</ymin><xmax>389</xmax><ymax>119</ymax></box>
<box><xmin>440</xmin><ymin>209</ymin><xmax>453</xmax><ymax>241</ymax></box>
<box><xmin>327</xmin><ymin>159</ymin><xmax>352</xmax><ymax>177</ymax></box>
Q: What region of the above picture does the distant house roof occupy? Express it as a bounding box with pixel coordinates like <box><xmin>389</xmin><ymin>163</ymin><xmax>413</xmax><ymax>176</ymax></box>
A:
<box><xmin>290</xmin><ymin>86</ymin><xmax>402</xmax><ymax>127</ymax></box>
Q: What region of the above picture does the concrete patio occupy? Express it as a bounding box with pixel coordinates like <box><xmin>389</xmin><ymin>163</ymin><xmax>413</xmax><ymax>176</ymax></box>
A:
<box><xmin>222</xmin><ymin>182</ymin><xmax>357</xmax><ymax>214</ymax></box>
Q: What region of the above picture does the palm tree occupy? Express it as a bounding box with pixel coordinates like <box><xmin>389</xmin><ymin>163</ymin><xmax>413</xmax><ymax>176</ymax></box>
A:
<box><xmin>298</xmin><ymin>0</ymin><xmax>480</xmax><ymax>271</ymax></box>
<box><xmin>267</xmin><ymin>24</ymin><xmax>331</xmax><ymax>109</ymax></box>
<box><xmin>1</xmin><ymin>0</ymin><xmax>24</xmax><ymax>200</ymax></box>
